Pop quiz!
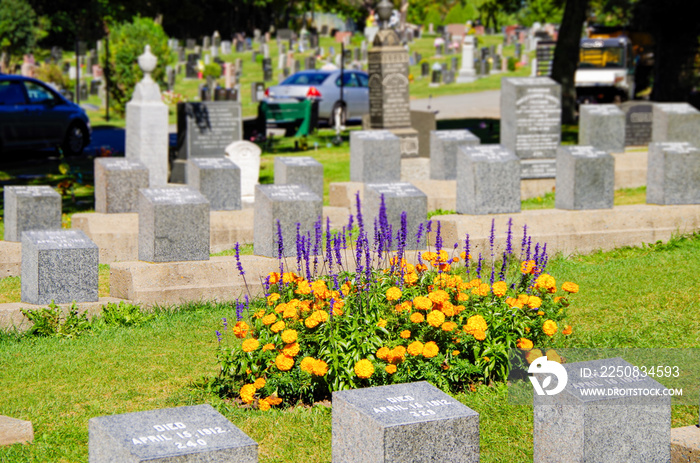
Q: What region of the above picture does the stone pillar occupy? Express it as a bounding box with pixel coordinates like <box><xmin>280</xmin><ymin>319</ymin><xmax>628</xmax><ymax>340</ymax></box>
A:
<box><xmin>457</xmin><ymin>36</ymin><xmax>477</xmax><ymax>83</ymax></box>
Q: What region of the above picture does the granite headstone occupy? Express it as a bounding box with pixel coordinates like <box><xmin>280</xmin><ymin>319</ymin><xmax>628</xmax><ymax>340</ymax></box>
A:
<box><xmin>274</xmin><ymin>156</ymin><xmax>324</xmax><ymax>199</ymax></box>
<box><xmin>652</xmin><ymin>103</ymin><xmax>700</xmax><ymax>147</ymax></box>
<box><xmin>647</xmin><ymin>142</ymin><xmax>700</xmax><ymax>205</ymax></box>
<box><xmin>555</xmin><ymin>145</ymin><xmax>615</xmax><ymax>210</ymax></box>
<box><xmin>456</xmin><ymin>145</ymin><xmax>521</xmax><ymax>214</ymax></box>
<box><xmin>578</xmin><ymin>104</ymin><xmax>625</xmax><ymax>153</ymax></box>
<box><xmin>3</xmin><ymin>186</ymin><xmax>61</xmax><ymax>242</ymax></box>
<box><xmin>187</xmin><ymin>157</ymin><xmax>241</xmax><ymax>211</ymax></box>
<box><xmin>364</xmin><ymin>183</ymin><xmax>428</xmax><ymax>251</ymax></box>
<box><xmin>430</xmin><ymin>130</ymin><xmax>480</xmax><ymax>180</ymax></box>
<box><xmin>94</xmin><ymin>158</ymin><xmax>149</xmax><ymax>214</ymax></box>
<box><xmin>350</xmin><ymin>130</ymin><xmax>401</xmax><ymax>183</ymax></box>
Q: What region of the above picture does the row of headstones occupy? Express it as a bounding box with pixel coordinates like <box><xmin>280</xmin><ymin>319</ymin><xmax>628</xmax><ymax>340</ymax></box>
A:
<box><xmin>89</xmin><ymin>357</ymin><xmax>685</xmax><ymax>462</ymax></box>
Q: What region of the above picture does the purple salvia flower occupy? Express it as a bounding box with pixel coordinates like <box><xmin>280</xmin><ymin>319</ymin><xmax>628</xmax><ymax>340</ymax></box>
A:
<box><xmin>347</xmin><ymin>213</ymin><xmax>354</xmax><ymax>232</ymax></box>
<box><xmin>489</xmin><ymin>219</ymin><xmax>496</xmax><ymax>256</ymax></box>
<box><xmin>499</xmin><ymin>250</ymin><xmax>508</xmax><ymax>281</ymax></box>
<box><xmin>506</xmin><ymin>218</ymin><xmax>513</xmax><ymax>255</ymax></box>
<box><xmin>313</xmin><ymin>216</ymin><xmax>322</xmax><ymax>277</ymax></box>
<box><xmin>426</xmin><ymin>220</ymin><xmax>433</xmax><ymax>234</ymax></box>
<box><xmin>234</xmin><ymin>242</ymin><xmax>245</xmax><ymax>277</ymax></box>
<box><xmin>526</xmin><ymin>236</ymin><xmax>532</xmax><ymax>262</ymax></box>
<box><xmin>364</xmin><ymin>236</ymin><xmax>372</xmax><ymax>283</ymax></box>
<box><xmin>295</xmin><ymin>223</ymin><xmax>302</xmax><ymax>274</ymax></box>
<box><xmin>521</xmin><ymin>224</ymin><xmax>528</xmax><ymax>259</ymax></box>
<box><xmin>435</xmin><ymin>221</ymin><xmax>443</xmax><ymax>254</ymax></box>
<box><xmin>490</xmin><ymin>259</ymin><xmax>496</xmax><ymax>285</ymax></box>
<box><xmin>415</xmin><ymin>222</ymin><xmax>424</xmax><ymax>247</ymax></box>
<box><xmin>355</xmin><ymin>191</ymin><xmax>364</xmax><ymax>230</ymax></box>
<box><xmin>476</xmin><ymin>253</ymin><xmax>483</xmax><ymax>278</ymax></box>
<box><xmin>304</xmin><ymin>232</ymin><xmax>312</xmax><ymax>280</ymax></box>
<box><xmin>222</xmin><ymin>317</ymin><xmax>228</xmax><ymax>331</ymax></box>
<box><xmin>215</xmin><ymin>330</ymin><xmax>222</xmax><ymax>343</ymax></box>
<box><xmin>263</xmin><ymin>275</ymin><xmax>271</xmax><ymax>295</ymax></box>
<box><xmin>533</xmin><ymin>242</ymin><xmax>541</xmax><ymax>268</ymax></box>
<box><xmin>541</xmin><ymin>243</ymin><xmax>549</xmax><ymax>271</ymax></box>
<box><xmin>464</xmin><ymin>233</ymin><xmax>471</xmax><ymax>277</ymax></box>
<box><xmin>326</xmin><ymin>216</ymin><xmax>333</xmax><ymax>272</ymax></box>
<box><xmin>334</xmin><ymin>229</ymin><xmax>343</xmax><ymax>268</ymax></box>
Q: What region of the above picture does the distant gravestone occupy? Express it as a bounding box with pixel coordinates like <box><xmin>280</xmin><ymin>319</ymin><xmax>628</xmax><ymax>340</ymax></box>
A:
<box><xmin>350</xmin><ymin>130</ymin><xmax>401</xmax><ymax>183</ymax></box>
<box><xmin>456</xmin><ymin>145</ymin><xmax>521</xmax><ymax>214</ymax></box>
<box><xmin>620</xmin><ymin>101</ymin><xmax>653</xmax><ymax>147</ymax></box>
<box><xmin>647</xmin><ymin>142</ymin><xmax>700</xmax><ymax>205</ymax></box>
<box><xmin>534</xmin><ymin>357</ymin><xmax>670</xmax><ymax>463</ymax></box>
<box><xmin>253</xmin><ymin>184</ymin><xmax>322</xmax><ymax>258</ymax></box>
<box><xmin>21</xmin><ymin>230</ymin><xmax>98</xmax><ymax>304</ymax></box>
<box><xmin>187</xmin><ymin>157</ymin><xmax>241</xmax><ymax>211</ymax></box>
<box><xmin>3</xmin><ymin>186</ymin><xmax>61</xmax><ymax>242</ymax></box>
<box><xmin>225</xmin><ymin>140</ymin><xmax>262</xmax><ymax>202</ymax></box>
<box><xmin>274</xmin><ymin>156</ymin><xmax>324</xmax><ymax>199</ymax></box>
<box><xmin>430</xmin><ymin>129</ymin><xmax>480</xmax><ymax>180</ymax></box>
<box><xmin>555</xmin><ymin>145</ymin><xmax>614</xmax><ymax>210</ymax></box>
<box><xmin>138</xmin><ymin>187</ymin><xmax>210</xmax><ymax>262</ymax></box>
<box><xmin>251</xmin><ymin>82</ymin><xmax>265</xmax><ymax>103</ymax></box>
<box><xmin>176</xmin><ymin>101</ymin><xmax>242</xmax><ymax>159</ymax></box>
<box><xmin>89</xmin><ymin>404</ymin><xmax>257</xmax><ymax>463</ymax></box>
<box><xmin>578</xmin><ymin>104</ymin><xmax>625</xmax><ymax>153</ymax></box>
<box><xmin>333</xmin><ymin>382</ymin><xmax>480</xmax><ymax>463</ymax></box>
<box><xmin>94</xmin><ymin>158</ymin><xmax>149</xmax><ymax>214</ymax></box>
<box><xmin>410</xmin><ymin>110</ymin><xmax>437</xmax><ymax>158</ymax></box>
<box><xmin>500</xmin><ymin>77</ymin><xmax>561</xmax><ymax>159</ymax></box>
<box><xmin>652</xmin><ymin>103</ymin><xmax>700</xmax><ymax>147</ymax></box>
<box><xmin>364</xmin><ymin>183</ymin><xmax>428</xmax><ymax>250</ymax></box>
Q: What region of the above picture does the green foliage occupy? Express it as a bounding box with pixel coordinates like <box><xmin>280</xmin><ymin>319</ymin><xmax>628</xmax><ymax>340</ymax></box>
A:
<box><xmin>517</xmin><ymin>0</ymin><xmax>564</xmax><ymax>26</ymax></box>
<box><xmin>202</xmin><ymin>62</ymin><xmax>222</xmax><ymax>79</ymax></box>
<box><xmin>0</xmin><ymin>0</ymin><xmax>39</xmax><ymax>64</ymax></box>
<box><xmin>95</xmin><ymin>302</ymin><xmax>153</xmax><ymax>328</ymax></box>
<box><xmin>104</xmin><ymin>16</ymin><xmax>171</xmax><ymax>117</ymax></box>
<box><xmin>21</xmin><ymin>302</ymin><xmax>91</xmax><ymax>338</ymax></box>
<box><xmin>423</xmin><ymin>6</ymin><xmax>444</xmax><ymax>27</ymax></box>
<box><xmin>33</xmin><ymin>62</ymin><xmax>70</xmax><ymax>89</ymax></box>
<box><xmin>507</xmin><ymin>56</ymin><xmax>517</xmax><ymax>71</ymax></box>
<box><xmin>444</xmin><ymin>3</ymin><xmax>468</xmax><ymax>24</ymax></box>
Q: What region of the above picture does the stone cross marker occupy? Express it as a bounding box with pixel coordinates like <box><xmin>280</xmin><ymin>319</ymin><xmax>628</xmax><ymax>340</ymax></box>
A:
<box><xmin>94</xmin><ymin>158</ymin><xmax>149</xmax><ymax>214</ymax></box>
<box><xmin>457</xmin><ymin>145</ymin><xmax>521</xmax><ymax>214</ymax></box>
<box><xmin>578</xmin><ymin>104</ymin><xmax>625</xmax><ymax>153</ymax></box>
<box><xmin>533</xmin><ymin>357</ymin><xmax>670</xmax><ymax>463</ymax></box>
<box><xmin>21</xmin><ymin>229</ymin><xmax>98</xmax><ymax>304</ymax></box>
<box><xmin>3</xmin><ymin>186</ymin><xmax>61</xmax><ymax>242</ymax></box>
<box><xmin>350</xmin><ymin>130</ymin><xmax>401</xmax><ymax>183</ymax></box>
<box><xmin>274</xmin><ymin>156</ymin><xmax>324</xmax><ymax>199</ymax></box>
<box><xmin>332</xmin><ymin>381</ymin><xmax>480</xmax><ymax>462</ymax></box>
<box><xmin>647</xmin><ymin>142</ymin><xmax>700</xmax><ymax>205</ymax></box>
<box><xmin>555</xmin><ymin>145</ymin><xmax>614</xmax><ymax>210</ymax></box>
<box><xmin>364</xmin><ymin>183</ymin><xmax>428</xmax><ymax>251</ymax></box>
<box><xmin>138</xmin><ymin>187</ymin><xmax>210</xmax><ymax>262</ymax></box>
<box><xmin>652</xmin><ymin>103</ymin><xmax>700</xmax><ymax>148</ymax></box>
<box><xmin>89</xmin><ymin>404</ymin><xmax>258</xmax><ymax>462</ymax></box>
<box><xmin>430</xmin><ymin>129</ymin><xmax>480</xmax><ymax>180</ymax></box>
<box><xmin>187</xmin><ymin>157</ymin><xmax>241</xmax><ymax>211</ymax></box>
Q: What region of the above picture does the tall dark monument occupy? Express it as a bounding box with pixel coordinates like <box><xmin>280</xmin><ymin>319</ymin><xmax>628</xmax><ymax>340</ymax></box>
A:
<box><xmin>368</xmin><ymin>0</ymin><xmax>419</xmax><ymax>157</ymax></box>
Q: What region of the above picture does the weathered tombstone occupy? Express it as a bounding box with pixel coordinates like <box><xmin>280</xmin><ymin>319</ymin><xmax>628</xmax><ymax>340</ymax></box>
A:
<box><xmin>21</xmin><ymin>230</ymin><xmax>98</xmax><ymax>304</ymax></box>
<box><xmin>251</xmin><ymin>82</ymin><xmax>265</xmax><ymax>103</ymax></box>
<box><xmin>333</xmin><ymin>382</ymin><xmax>480</xmax><ymax>463</ymax></box>
<box><xmin>410</xmin><ymin>110</ymin><xmax>437</xmax><ymax>158</ymax></box>
<box><xmin>185</xmin><ymin>54</ymin><xmax>199</xmax><ymax>78</ymax></box>
<box><xmin>187</xmin><ymin>157</ymin><xmax>241</xmax><ymax>211</ymax></box>
<box><xmin>126</xmin><ymin>46</ymin><xmax>169</xmax><ymax>186</ymax></box>
<box><xmin>364</xmin><ymin>183</ymin><xmax>428</xmax><ymax>250</ymax></box>
<box><xmin>533</xmin><ymin>357</ymin><xmax>670</xmax><ymax>463</ymax></box>
<box><xmin>555</xmin><ymin>145</ymin><xmax>614</xmax><ymax>210</ymax></box>
<box><xmin>578</xmin><ymin>104</ymin><xmax>626</xmax><ymax>153</ymax></box>
<box><xmin>225</xmin><ymin>140</ymin><xmax>262</xmax><ymax>205</ymax></box>
<box><xmin>421</xmin><ymin>62</ymin><xmax>429</xmax><ymax>77</ymax></box>
<box><xmin>443</xmin><ymin>69</ymin><xmax>455</xmax><ymax>84</ymax></box>
<box><xmin>88</xmin><ymin>404</ymin><xmax>257</xmax><ymax>463</ymax></box>
<box><xmin>186</xmin><ymin>39</ymin><xmax>195</xmax><ymax>50</ymax></box>
<box><xmin>138</xmin><ymin>187</ymin><xmax>210</xmax><ymax>262</ymax></box>
<box><xmin>274</xmin><ymin>156</ymin><xmax>324</xmax><ymax>199</ymax></box>
<box><xmin>305</xmin><ymin>56</ymin><xmax>316</xmax><ymax>70</ymax></box>
<box><xmin>620</xmin><ymin>101</ymin><xmax>653</xmax><ymax>147</ymax></box>
<box><xmin>430</xmin><ymin>63</ymin><xmax>442</xmax><ymax>87</ymax></box>
<box><xmin>430</xmin><ymin>130</ymin><xmax>480</xmax><ymax>180</ymax></box>
<box><xmin>202</xmin><ymin>36</ymin><xmax>210</xmax><ymax>49</ymax></box>
<box><xmin>652</xmin><ymin>102</ymin><xmax>700</xmax><ymax>147</ymax></box>
<box><xmin>456</xmin><ymin>145</ymin><xmax>521</xmax><ymax>214</ymax></box>
<box><xmin>350</xmin><ymin>130</ymin><xmax>401</xmax><ymax>183</ymax></box>
<box><xmin>94</xmin><ymin>158</ymin><xmax>149</xmax><ymax>214</ymax></box>
<box><xmin>253</xmin><ymin>184</ymin><xmax>322</xmax><ymax>258</ymax></box>
<box><xmin>220</xmin><ymin>40</ymin><xmax>231</xmax><ymax>55</ymax></box>
<box><xmin>3</xmin><ymin>186</ymin><xmax>61</xmax><ymax>242</ymax></box>
<box><xmin>647</xmin><ymin>142</ymin><xmax>700</xmax><ymax>205</ymax></box>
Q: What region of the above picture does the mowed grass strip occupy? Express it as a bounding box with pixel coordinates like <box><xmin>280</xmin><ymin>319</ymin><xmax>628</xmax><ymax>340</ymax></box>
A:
<box><xmin>1</xmin><ymin>234</ymin><xmax>699</xmax><ymax>462</ymax></box>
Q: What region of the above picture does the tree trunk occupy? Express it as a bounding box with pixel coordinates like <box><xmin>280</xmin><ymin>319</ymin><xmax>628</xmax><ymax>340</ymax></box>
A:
<box><xmin>550</xmin><ymin>0</ymin><xmax>588</xmax><ymax>124</ymax></box>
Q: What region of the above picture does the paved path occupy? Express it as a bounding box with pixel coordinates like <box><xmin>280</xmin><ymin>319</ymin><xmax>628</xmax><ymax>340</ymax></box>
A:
<box><xmin>411</xmin><ymin>90</ymin><xmax>501</xmax><ymax>119</ymax></box>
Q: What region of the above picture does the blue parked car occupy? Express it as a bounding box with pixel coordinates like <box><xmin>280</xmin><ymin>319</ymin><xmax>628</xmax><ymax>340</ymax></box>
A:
<box><xmin>0</xmin><ymin>74</ymin><xmax>91</xmax><ymax>155</ymax></box>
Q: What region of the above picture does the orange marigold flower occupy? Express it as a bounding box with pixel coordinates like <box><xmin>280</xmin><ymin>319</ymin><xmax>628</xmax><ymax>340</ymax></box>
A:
<box><xmin>422</xmin><ymin>341</ymin><xmax>439</xmax><ymax>358</ymax></box>
<box><xmin>312</xmin><ymin>359</ymin><xmax>328</xmax><ymax>376</ymax></box>
<box><xmin>537</xmin><ymin>311</ymin><xmax>545</xmax><ymax>316</ymax></box>
<box><xmin>385</xmin><ymin>364</ymin><xmax>397</xmax><ymax>374</ymax></box>
<box><xmin>528</xmin><ymin>296</ymin><xmax>543</xmax><ymax>309</ymax></box>
<box><xmin>270</xmin><ymin>320</ymin><xmax>285</xmax><ymax>333</ymax></box>
<box><xmin>441</xmin><ymin>302</ymin><xmax>457</xmax><ymax>317</ymax></box>
<box><xmin>422</xmin><ymin>251</ymin><xmax>437</xmax><ymax>262</ymax></box>
<box><xmin>535</xmin><ymin>274</ymin><xmax>557</xmax><ymax>293</ymax></box>
<box><xmin>282</xmin><ymin>342</ymin><xmax>300</xmax><ymax>357</ymax></box>
<box><xmin>239</xmin><ymin>384</ymin><xmax>256</xmax><ymax>404</ymax></box>
<box><xmin>426</xmin><ymin>310</ymin><xmax>445</xmax><ymax>327</ymax></box>
<box><xmin>376</xmin><ymin>347</ymin><xmax>390</xmax><ymax>361</ymax></box>
<box><xmin>460</xmin><ymin>251</ymin><xmax>471</xmax><ymax>261</ymax></box>
<box><xmin>416</xmin><ymin>263</ymin><xmax>428</xmax><ymax>273</ymax></box>
<box><xmin>295</xmin><ymin>279</ymin><xmax>312</xmax><ymax>295</ymax></box>
<box><xmin>516</xmin><ymin>338</ymin><xmax>534</xmax><ymax>350</ymax></box>
<box><xmin>410</xmin><ymin>312</ymin><xmax>425</xmax><ymax>323</ymax></box>
<box><xmin>267</xmin><ymin>396</ymin><xmax>282</xmax><ymax>406</ymax></box>
<box><xmin>472</xmin><ymin>330</ymin><xmax>486</xmax><ymax>341</ymax></box>
<box><xmin>400</xmin><ymin>330</ymin><xmax>411</xmax><ymax>339</ymax></box>
<box><xmin>274</xmin><ymin>302</ymin><xmax>288</xmax><ymax>314</ymax></box>
<box><xmin>563</xmin><ymin>325</ymin><xmax>573</xmax><ymax>335</ymax></box>
<box><xmin>253</xmin><ymin>378</ymin><xmax>266</xmax><ymax>389</ymax></box>
<box><xmin>403</xmin><ymin>272</ymin><xmax>418</xmax><ymax>285</ymax></box>
<box><xmin>387</xmin><ymin>346</ymin><xmax>406</xmax><ymax>364</ymax></box>
<box><xmin>471</xmin><ymin>283</ymin><xmax>490</xmax><ymax>297</ymax></box>
<box><xmin>242</xmin><ymin>338</ymin><xmax>260</xmax><ymax>352</ymax></box>
<box><xmin>452</xmin><ymin>350</ymin><xmax>460</xmax><ymax>356</ymax></box>
<box><xmin>282</xmin><ymin>305</ymin><xmax>299</xmax><ymax>320</ymax></box>
<box><xmin>546</xmin><ymin>349</ymin><xmax>561</xmax><ymax>363</ymax></box>
<box><xmin>464</xmin><ymin>315</ymin><xmax>488</xmax><ymax>335</ymax></box>
<box><xmin>413</xmin><ymin>296</ymin><xmax>433</xmax><ymax>311</ymax></box>
<box><xmin>281</xmin><ymin>329</ymin><xmax>298</xmax><ymax>344</ymax></box>
<box><xmin>262</xmin><ymin>314</ymin><xmax>277</xmax><ymax>325</ymax></box>
<box><xmin>354</xmin><ymin>359</ymin><xmax>374</xmax><ymax>378</ymax></box>
<box><xmin>441</xmin><ymin>321</ymin><xmax>457</xmax><ymax>332</ymax></box>
<box><xmin>258</xmin><ymin>398</ymin><xmax>271</xmax><ymax>411</ymax></box>
<box><xmin>407</xmin><ymin>341</ymin><xmax>424</xmax><ymax>356</ymax></box>
<box><xmin>520</xmin><ymin>260</ymin><xmax>536</xmax><ymax>274</ymax></box>
<box><xmin>386</xmin><ymin>287</ymin><xmax>402</xmax><ymax>301</ymax></box>
<box><xmin>492</xmin><ymin>281</ymin><xmax>507</xmax><ymax>297</ymax></box>
<box><xmin>428</xmin><ymin>289</ymin><xmax>450</xmax><ymax>304</ymax></box>
<box><xmin>267</xmin><ymin>293</ymin><xmax>281</xmax><ymax>306</ymax></box>
<box><xmin>340</xmin><ymin>282</ymin><xmax>352</xmax><ymax>296</ymax></box>
<box><xmin>562</xmin><ymin>282</ymin><xmax>579</xmax><ymax>293</ymax></box>
<box><xmin>268</xmin><ymin>272</ymin><xmax>281</xmax><ymax>284</ymax></box>
<box><xmin>275</xmin><ymin>354</ymin><xmax>294</xmax><ymax>371</ymax></box>
<box><xmin>554</xmin><ymin>296</ymin><xmax>564</xmax><ymax>303</ymax></box>
<box><xmin>282</xmin><ymin>272</ymin><xmax>298</xmax><ymax>284</ymax></box>
<box><xmin>262</xmin><ymin>343</ymin><xmax>275</xmax><ymax>351</ymax></box>
<box><xmin>542</xmin><ymin>320</ymin><xmax>558</xmax><ymax>336</ymax></box>
<box><xmin>457</xmin><ymin>292</ymin><xmax>469</xmax><ymax>302</ymax></box>
<box><xmin>377</xmin><ymin>318</ymin><xmax>387</xmax><ymax>328</ymax></box>
<box><xmin>233</xmin><ymin>321</ymin><xmax>249</xmax><ymax>338</ymax></box>
<box><xmin>525</xmin><ymin>349</ymin><xmax>543</xmax><ymax>364</ymax></box>
<box><xmin>300</xmin><ymin>357</ymin><xmax>316</xmax><ymax>374</ymax></box>
<box><xmin>254</xmin><ymin>310</ymin><xmax>265</xmax><ymax>318</ymax></box>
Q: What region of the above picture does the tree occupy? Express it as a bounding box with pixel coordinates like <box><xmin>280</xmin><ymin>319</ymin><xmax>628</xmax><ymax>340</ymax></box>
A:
<box><xmin>0</xmin><ymin>0</ymin><xmax>40</xmax><ymax>72</ymax></box>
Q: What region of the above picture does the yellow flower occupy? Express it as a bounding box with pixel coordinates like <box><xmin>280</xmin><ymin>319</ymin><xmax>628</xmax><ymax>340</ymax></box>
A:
<box><xmin>386</xmin><ymin>287</ymin><xmax>402</xmax><ymax>301</ymax></box>
<box><xmin>395</xmin><ymin>301</ymin><xmax>412</xmax><ymax>313</ymax></box>
<box><xmin>546</xmin><ymin>349</ymin><xmax>561</xmax><ymax>363</ymax></box>
<box><xmin>516</xmin><ymin>338</ymin><xmax>533</xmax><ymax>350</ymax></box>
<box><xmin>471</xmin><ymin>283</ymin><xmax>490</xmax><ymax>297</ymax></box>
<box><xmin>413</xmin><ymin>296</ymin><xmax>433</xmax><ymax>311</ymax></box>
<box><xmin>521</xmin><ymin>260</ymin><xmax>536</xmax><ymax>274</ymax></box>
<box><xmin>354</xmin><ymin>359</ymin><xmax>374</xmax><ymax>378</ymax></box>
<box><xmin>535</xmin><ymin>274</ymin><xmax>557</xmax><ymax>293</ymax></box>
<box><xmin>240</xmin><ymin>384</ymin><xmax>256</xmax><ymax>404</ymax></box>
<box><xmin>282</xmin><ymin>342</ymin><xmax>300</xmax><ymax>357</ymax></box>
<box><xmin>376</xmin><ymin>347</ymin><xmax>390</xmax><ymax>361</ymax></box>
<box><xmin>233</xmin><ymin>321</ymin><xmax>249</xmax><ymax>338</ymax></box>
<box><xmin>426</xmin><ymin>310</ymin><xmax>445</xmax><ymax>328</ymax></box>
<box><xmin>253</xmin><ymin>378</ymin><xmax>266</xmax><ymax>389</ymax></box>
<box><xmin>537</xmin><ymin>311</ymin><xmax>545</xmax><ymax>316</ymax></box>
<box><xmin>281</xmin><ymin>329</ymin><xmax>298</xmax><ymax>344</ymax></box>
<box><xmin>422</xmin><ymin>251</ymin><xmax>437</xmax><ymax>262</ymax></box>
<box><xmin>241</xmin><ymin>338</ymin><xmax>260</xmax><ymax>352</ymax></box>
<box><xmin>282</xmin><ymin>272</ymin><xmax>298</xmax><ymax>284</ymax></box>
<box><xmin>525</xmin><ymin>349</ymin><xmax>543</xmax><ymax>364</ymax></box>
<box><xmin>295</xmin><ymin>279</ymin><xmax>312</xmax><ymax>295</ymax></box>
<box><xmin>464</xmin><ymin>315</ymin><xmax>488</xmax><ymax>334</ymax></box>
<box><xmin>460</xmin><ymin>251</ymin><xmax>471</xmax><ymax>261</ymax></box>
<box><xmin>441</xmin><ymin>321</ymin><xmax>457</xmax><ymax>332</ymax></box>
<box><xmin>270</xmin><ymin>320</ymin><xmax>285</xmax><ymax>333</ymax></box>
<box><xmin>400</xmin><ymin>330</ymin><xmax>411</xmax><ymax>339</ymax></box>
<box><xmin>457</xmin><ymin>292</ymin><xmax>469</xmax><ymax>302</ymax></box>
<box><xmin>275</xmin><ymin>354</ymin><xmax>294</xmax><ymax>371</ymax></box>
<box><xmin>254</xmin><ymin>310</ymin><xmax>265</xmax><ymax>319</ymax></box>
<box><xmin>410</xmin><ymin>312</ymin><xmax>425</xmax><ymax>323</ymax></box>
<box><xmin>300</xmin><ymin>357</ymin><xmax>316</xmax><ymax>374</ymax></box>
<box><xmin>563</xmin><ymin>325</ymin><xmax>573</xmax><ymax>335</ymax></box>
<box><xmin>472</xmin><ymin>330</ymin><xmax>486</xmax><ymax>341</ymax></box>
<box><xmin>258</xmin><ymin>398</ymin><xmax>271</xmax><ymax>411</ymax></box>
<box><xmin>440</xmin><ymin>302</ymin><xmax>457</xmax><ymax>317</ymax></box>
<box><xmin>528</xmin><ymin>296</ymin><xmax>543</xmax><ymax>309</ymax></box>
<box><xmin>542</xmin><ymin>320</ymin><xmax>558</xmax><ymax>336</ymax></box>
<box><xmin>377</xmin><ymin>318</ymin><xmax>387</xmax><ymax>328</ymax></box>
<box><xmin>492</xmin><ymin>281</ymin><xmax>507</xmax><ymax>297</ymax></box>
<box><xmin>422</xmin><ymin>341</ymin><xmax>439</xmax><ymax>358</ymax></box>
<box><xmin>385</xmin><ymin>364</ymin><xmax>397</xmax><ymax>374</ymax></box>
<box><xmin>340</xmin><ymin>282</ymin><xmax>352</xmax><ymax>296</ymax></box>
<box><xmin>313</xmin><ymin>359</ymin><xmax>328</xmax><ymax>376</ymax></box>
<box><xmin>262</xmin><ymin>314</ymin><xmax>277</xmax><ymax>325</ymax></box>
<box><xmin>387</xmin><ymin>346</ymin><xmax>406</xmax><ymax>364</ymax></box>
<box><xmin>268</xmin><ymin>272</ymin><xmax>281</xmax><ymax>284</ymax></box>
<box><xmin>267</xmin><ymin>396</ymin><xmax>283</xmax><ymax>406</ymax></box>
<box><xmin>428</xmin><ymin>290</ymin><xmax>450</xmax><ymax>304</ymax></box>
<box><xmin>262</xmin><ymin>343</ymin><xmax>275</xmax><ymax>351</ymax></box>
<box><xmin>407</xmin><ymin>341</ymin><xmax>424</xmax><ymax>356</ymax></box>
<box><xmin>562</xmin><ymin>282</ymin><xmax>579</xmax><ymax>293</ymax></box>
<box><xmin>403</xmin><ymin>272</ymin><xmax>418</xmax><ymax>285</ymax></box>
<box><xmin>452</xmin><ymin>350</ymin><xmax>460</xmax><ymax>356</ymax></box>
<box><xmin>267</xmin><ymin>293</ymin><xmax>280</xmax><ymax>306</ymax></box>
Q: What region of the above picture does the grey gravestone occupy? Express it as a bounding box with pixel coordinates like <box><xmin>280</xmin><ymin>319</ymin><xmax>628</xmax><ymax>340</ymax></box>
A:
<box><xmin>534</xmin><ymin>357</ymin><xmax>670</xmax><ymax>463</ymax></box>
<box><xmin>520</xmin><ymin>159</ymin><xmax>557</xmax><ymax>179</ymax></box>
<box><xmin>138</xmin><ymin>187</ymin><xmax>210</xmax><ymax>262</ymax></box>
<box><xmin>652</xmin><ymin>103</ymin><xmax>700</xmax><ymax>147</ymax></box>
<box><xmin>251</xmin><ymin>82</ymin><xmax>264</xmax><ymax>103</ymax></box>
<box><xmin>89</xmin><ymin>404</ymin><xmax>257</xmax><ymax>463</ymax></box>
<box><xmin>21</xmin><ymin>230</ymin><xmax>98</xmax><ymax>304</ymax></box>
<box><xmin>555</xmin><ymin>145</ymin><xmax>614</xmax><ymax>210</ymax></box>
<box><xmin>456</xmin><ymin>145</ymin><xmax>521</xmax><ymax>214</ymax></box>
<box><xmin>430</xmin><ymin>130</ymin><xmax>480</xmax><ymax>180</ymax></box>
<box><xmin>364</xmin><ymin>183</ymin><xmax>427</xmax><ymax>251</ymax></box>
<box><xmin>647</xmin><ymin>142</ymin><xmax>700</xmax><ymax>205</ymax></box>
<box><xmin>94</xmin><ymin>158</ymin><xmax>149</xmax><ymax>214</ymax></box>
<box><xmin>3</xmin><ymin>186</ymin><xmax>61</xmax><ymax>242</ymax></box>
<box><xmin>578</xmin><ymin>104</ymin><xmax>625</xmax><ymax>153</ymax></box>
<box><xmin>187</xmin><ymin>157</ymin><xmax>241</xmax><ymax>211</ymax></box>
<box><xmin>274</xmin><ymin>156</ymin><xmax>324</xmax><ymax>199</ymax></box>
<box><xmin>253</xmin><ymin>184</ymin><xmax>322</xmax><ymax>258</ymax></box>
<box><xmin>332</xmin><ymin>382</ymin><xmax>479</xmax><ymax>463</ymax></box>
<box><xmin>620</xmin><ymin>101</ymin><xmax>653</xmax><ymax>147</ymax></box>
<box><xmin>350</xmin><ymin>130</ymin><xmax>401</xmax><ymax>183</ymax></box>
<box><xmin>500</xmin><ymin>77</ymin><xmax>561</xmax><ymax>159</ymax></box>
<box><xmin>176</xmin><ymin>101</ymin><xmax>242</xmax><ymax>159</ymax></box>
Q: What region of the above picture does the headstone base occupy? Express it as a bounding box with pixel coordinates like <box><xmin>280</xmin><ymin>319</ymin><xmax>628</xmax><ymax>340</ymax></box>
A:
<box><xmin>456</xmin><ymin>70</ymin><xmax>477</xmax><ymax>83</ymax></box>
<box><xmin>0</xmin><ymin>415</ymin><xmax>34</xmax><ymax>446</ymax></box>
<box><xmin>671</xmin><ymin>426</ymin><xmax>700</xmax><ymax>463</ymax></box>
<box><xmin>390</xmin><ymin>127</ymin><xmax>420</xmax><ymax>158</ymax></box>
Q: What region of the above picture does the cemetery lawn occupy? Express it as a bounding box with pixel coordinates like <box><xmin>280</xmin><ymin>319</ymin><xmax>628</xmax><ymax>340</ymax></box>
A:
<box><xmin>1</xmin><ymin>233</ymin><xmax>699</xmax><ymax>462</ymax></box>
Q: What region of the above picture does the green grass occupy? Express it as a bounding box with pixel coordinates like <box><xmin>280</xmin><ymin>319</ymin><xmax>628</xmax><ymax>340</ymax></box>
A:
<box><xmin>1</xmin><ymin>233</ymin><xmax>699</xmax><ymax>462</ymax></box>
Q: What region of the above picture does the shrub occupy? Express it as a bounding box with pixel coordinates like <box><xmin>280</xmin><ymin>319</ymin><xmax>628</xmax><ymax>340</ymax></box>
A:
<box><xmin>104</xmin><ymin>16</ymin><xmax>171</xmax><ymax>116</ymax></box>
<box><xmin>34</xmin><ymin>62</ymin><xmax>70</xmax><ymax>89</ymax></box>
<box><xmin>21</xmin><ymin>302</ymin><xmax>90</xmax><ymax>338</ymax></box>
